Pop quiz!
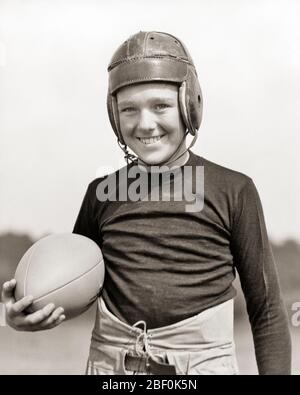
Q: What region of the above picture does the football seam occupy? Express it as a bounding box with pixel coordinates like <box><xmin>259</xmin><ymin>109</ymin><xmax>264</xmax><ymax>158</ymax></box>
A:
<box><xmin>24</xmin><ymin>242</ymin><xmax>40</xmax><ymax>297</ymax></box>
<box><xmin>31</xmin><ymin>259</ymin><xmax>104</xmax><ymax>303</ymax></box>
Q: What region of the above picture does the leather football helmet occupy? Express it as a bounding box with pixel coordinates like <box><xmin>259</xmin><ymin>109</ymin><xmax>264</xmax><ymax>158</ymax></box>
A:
<box><xmin>107</xmin><ymin>31</ymin><xmax>203</xmax><ymax>146</ymax></box>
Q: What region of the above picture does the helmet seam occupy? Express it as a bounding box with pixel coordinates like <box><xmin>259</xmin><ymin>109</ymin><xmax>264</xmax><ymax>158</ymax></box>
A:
<box><xmin>108</xmin><ymin>55</ymin><xmax>193</xmax><ymax>71</ymax></box>
<box><xmin>110</xmin><ymin>77</ymin><xmax>186</xmax><ymax>95</ymax></box>
<box><xmin>144</xmin><ymin>32</ymin><xmax>149</xmax><ymax>55</ymax></box>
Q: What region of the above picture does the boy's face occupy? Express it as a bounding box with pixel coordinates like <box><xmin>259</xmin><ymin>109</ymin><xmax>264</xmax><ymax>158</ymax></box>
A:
<box><xmin>117</xmin><ymin>82</ymin><xmax>186</xmax><ymax>165</ymax></box>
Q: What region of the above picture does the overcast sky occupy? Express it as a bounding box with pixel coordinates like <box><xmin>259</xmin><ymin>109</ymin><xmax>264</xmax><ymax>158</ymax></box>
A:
<box><xmin>0</xmin><ymin>0</ymin><xmax>299</xmax><ymax>243</ymax></box>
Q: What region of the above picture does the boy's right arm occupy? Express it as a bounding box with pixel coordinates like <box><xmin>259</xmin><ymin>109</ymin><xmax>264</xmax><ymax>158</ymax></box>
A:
<box><xmin>1</xmin><ymin>279</ymin><xmax>65</xmax><ymax>331</ymax></box>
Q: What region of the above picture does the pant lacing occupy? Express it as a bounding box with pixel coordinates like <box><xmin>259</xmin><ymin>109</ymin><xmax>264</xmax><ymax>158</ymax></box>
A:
<box><xmin>130</xmin><ymin>320</ymin><xmax>158</xmax><ymax>361</ymax></box>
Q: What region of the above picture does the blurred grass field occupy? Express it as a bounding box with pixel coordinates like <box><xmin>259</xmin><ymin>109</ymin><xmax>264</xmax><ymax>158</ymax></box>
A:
<box><xmin>0</xmin><ymin>302</ymin><xmax>299</xmax><ymax>375</ymax></box>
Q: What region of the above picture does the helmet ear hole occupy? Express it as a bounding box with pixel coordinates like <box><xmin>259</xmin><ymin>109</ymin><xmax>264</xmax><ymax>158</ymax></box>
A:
<box><xmin>187</xmin><ymin>71</ymin><xmax>203</xmax><ymax>132</ymax></box>
<box><xmin>107</xmin><ymin>94</ymin><xmax>125</xmax><ymax>145</ymax></box>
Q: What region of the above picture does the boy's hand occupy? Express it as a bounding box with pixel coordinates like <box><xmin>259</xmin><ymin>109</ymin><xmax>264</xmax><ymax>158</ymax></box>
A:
<box><xmin>1</xmin><ymin>279</ymin><xmax>66</xmax><ymax>331</ymax></box>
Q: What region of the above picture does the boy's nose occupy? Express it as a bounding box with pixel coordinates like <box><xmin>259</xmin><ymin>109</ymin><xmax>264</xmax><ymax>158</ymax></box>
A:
<box><xmin>137</xmin><ymin>109</ymin><xmax>156</xmax><ymax>133</ymax></box>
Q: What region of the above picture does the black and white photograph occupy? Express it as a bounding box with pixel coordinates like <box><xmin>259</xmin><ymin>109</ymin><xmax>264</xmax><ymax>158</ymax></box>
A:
<box><xmin>0</xmin><ymin>0</ymin><xmax>299</xmax><ymax>376</ymax></box>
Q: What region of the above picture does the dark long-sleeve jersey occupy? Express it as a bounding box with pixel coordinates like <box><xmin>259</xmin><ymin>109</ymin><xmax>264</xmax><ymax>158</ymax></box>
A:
<box><xmin>73</xmin><ymin>150</ymin><xmax>291</xmax><ymax>374</ymax></box>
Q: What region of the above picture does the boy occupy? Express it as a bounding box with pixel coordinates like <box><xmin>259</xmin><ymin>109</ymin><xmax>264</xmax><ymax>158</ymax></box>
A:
<box><xmin>2</xmin><ymin>31</ymin><xmax>291</xmax><ymax>375</ymax></box>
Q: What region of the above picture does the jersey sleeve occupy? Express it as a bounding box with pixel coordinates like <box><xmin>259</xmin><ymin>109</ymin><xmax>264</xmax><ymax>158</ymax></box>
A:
<box><xmin>231</xmin><ymin>178</ymin><xmax>291</xmax><ymax>375</ymax></box>
<box><xmin>73</xmin><ymin>181</ymin><xmax>102</xmax><ymax>248</ymax></box>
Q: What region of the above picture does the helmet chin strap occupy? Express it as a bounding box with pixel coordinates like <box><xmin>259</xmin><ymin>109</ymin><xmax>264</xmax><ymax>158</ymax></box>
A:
<box><xmin>118</xmin><ymin>130</ymin><xmax>198</xmax><ymax>169</ymax></box>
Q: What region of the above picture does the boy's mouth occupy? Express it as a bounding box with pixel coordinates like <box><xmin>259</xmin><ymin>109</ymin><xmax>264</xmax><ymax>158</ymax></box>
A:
<box><xmin>137</xmin><ymin>135</ymin><xmax>166</xmax><ymax>145</ymax></box>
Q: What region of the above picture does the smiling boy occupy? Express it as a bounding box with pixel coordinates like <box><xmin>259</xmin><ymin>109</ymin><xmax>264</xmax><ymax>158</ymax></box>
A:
<box><xmin>2</xmin><ymin>31</ymin><xmax>291</xmax><ymax>375</ymax></box>
<box><xmin>72</xmin><ymin>31</ymin><xmax>291</xmax><ymax>375</ymax></box>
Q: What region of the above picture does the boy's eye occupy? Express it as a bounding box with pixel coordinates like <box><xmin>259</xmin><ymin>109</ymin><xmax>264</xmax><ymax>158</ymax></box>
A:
<box><xmin>120</xmin><ymin>107</ymin><xmax>136</xmax><ymax>113</ymax></box>
<box><xmin>154</xmin><ymin>103</ymin><xmax>170</xmax><ymax>111</ymax></box>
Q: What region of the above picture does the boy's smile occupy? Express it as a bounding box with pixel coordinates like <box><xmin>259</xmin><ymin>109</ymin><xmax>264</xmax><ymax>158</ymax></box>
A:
<box><xmin>117</xmin><ymin>82</ymin><xmax>187</xmax><ymax>166</ymax></box>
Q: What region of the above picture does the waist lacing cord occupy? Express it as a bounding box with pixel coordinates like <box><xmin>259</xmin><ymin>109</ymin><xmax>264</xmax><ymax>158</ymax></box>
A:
<box><xmin>131</xmin><ymin>320</ymin><xmax>157</xmax><ymax>361</ymax></box>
